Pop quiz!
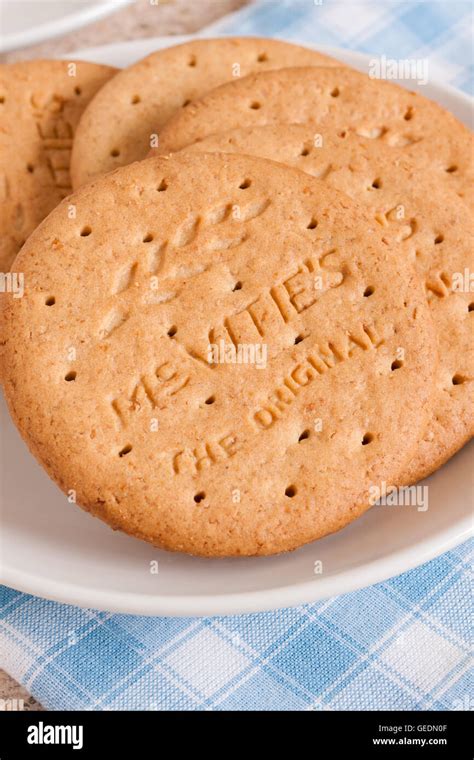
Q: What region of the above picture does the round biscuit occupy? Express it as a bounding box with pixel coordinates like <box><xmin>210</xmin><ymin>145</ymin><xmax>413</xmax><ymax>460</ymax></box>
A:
<box><xmin>154</xmin><ymin>65</ymin><xmax>471</xmax><ymax>172</ymax></box>
<box><xmin>1</xmin><ymin>153</ymin><xmax>437</xmax><ymax>556</ymax></box>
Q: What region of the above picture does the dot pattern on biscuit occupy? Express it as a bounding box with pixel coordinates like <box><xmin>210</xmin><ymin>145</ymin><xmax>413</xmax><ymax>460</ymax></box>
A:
<box><xmin>0</xmin><ymin>60</ymin><xmax>116</xmax><ymax>272</ymax></box>
<box><xmin>70</xmin><ymin>37</ymin><xmax>339</xmax><ymax>189</ymax></box>
<box><xmin>1</xmin><ymin>153</ymin><xmax>437</xmax><ymax>557</ymax></box>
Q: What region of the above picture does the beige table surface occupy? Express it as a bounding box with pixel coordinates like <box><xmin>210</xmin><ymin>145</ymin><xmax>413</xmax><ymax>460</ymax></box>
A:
<box><xmin>0</xmin><ymin>0</ymin><xmax>250</xmax><ymax>711</ymax></box>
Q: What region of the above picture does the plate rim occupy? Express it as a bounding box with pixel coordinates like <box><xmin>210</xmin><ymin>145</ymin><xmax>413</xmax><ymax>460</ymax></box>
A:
<box><xmin>2</xmin><ymin>511</ymin><xmax>472</xmax><ymax>616</ymax></box>
<box><xmin>2</xmin><ymin>35</ymin><xmax>473</xmax><ymax>616</ymax></box>
<box><xmin>0</xmin><ymin>0</ymin><xmax>133</xmax><ymax>54</ymax></box>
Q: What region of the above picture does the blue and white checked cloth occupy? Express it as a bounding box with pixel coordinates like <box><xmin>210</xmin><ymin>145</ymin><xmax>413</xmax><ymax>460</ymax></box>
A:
<box><xmin>1</xmin><ymin>0</ymin><xmax>473</xmax><ymax>711</ymax></box>
<box><xmin>1</xmin><ymin>544</ymin><xmax>472</xmax><ymax>710</ymax></box>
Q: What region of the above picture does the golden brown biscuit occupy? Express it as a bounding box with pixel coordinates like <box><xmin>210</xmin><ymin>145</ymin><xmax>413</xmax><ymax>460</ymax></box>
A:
<box><xmin>70</xmin><ymin>37</ymin><xmax>339</xmax><ymax>189</ymax></box>
<box><xmin>0</xmin><ymin>60</ymin><xmax>116</xmax><ymax>272</ymax></box>
<box><xmin>1</xmin><ymin>153</ymin><xmax>437</xmax><ymax>556</ymax></box>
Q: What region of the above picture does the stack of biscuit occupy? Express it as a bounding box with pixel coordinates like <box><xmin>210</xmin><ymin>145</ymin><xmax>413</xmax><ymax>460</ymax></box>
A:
<box><xmin>1</xmin><ymin>38</ymin><xmax>472</xmax><ymax>557</ymax></box>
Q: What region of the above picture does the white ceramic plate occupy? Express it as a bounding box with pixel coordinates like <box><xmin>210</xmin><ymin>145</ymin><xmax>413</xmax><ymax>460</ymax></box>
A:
<box><xmin>1</xmin><ymin>37</ymin><xmax>472</xmax><ymax>616</ymax></box>
<box><xmin>0</xmin><ymin>0</ymin><xmax>132</xmax><ymax>54</ymax></box>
